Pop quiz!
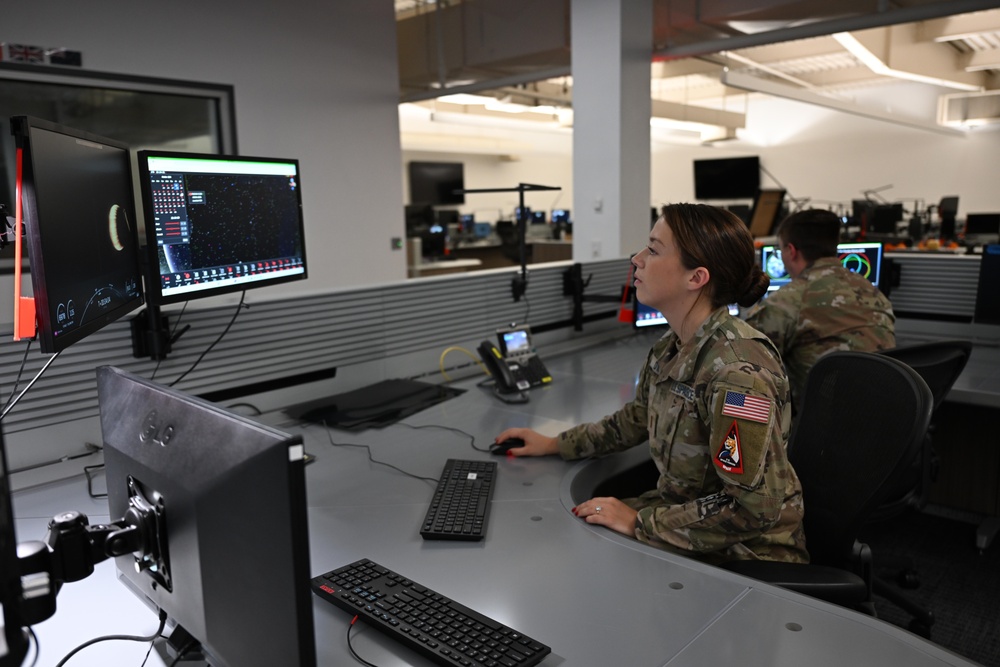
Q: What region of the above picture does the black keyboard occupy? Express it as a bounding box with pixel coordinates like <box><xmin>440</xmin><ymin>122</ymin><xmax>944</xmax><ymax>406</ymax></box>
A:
<box><xmin>312</xmin><ymin>558</ymin><xmax>552</xmax><ymax>667</ymax></box>
<box><xmin>421</xmin><ymin>459</ymin><xmax>496</xmax><ymax>541</ymax></box>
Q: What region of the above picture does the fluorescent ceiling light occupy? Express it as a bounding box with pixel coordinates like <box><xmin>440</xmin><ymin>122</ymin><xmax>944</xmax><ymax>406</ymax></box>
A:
<box><xmin>832</xmin><ymin>31</ymin><xmax>982</xmax><ymax>92</ymax></box>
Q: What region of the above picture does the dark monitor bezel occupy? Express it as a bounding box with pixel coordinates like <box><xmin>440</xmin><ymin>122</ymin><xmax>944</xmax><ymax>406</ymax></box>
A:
<box><xmin>97</xmin><ymin>365</ymin><xmax>316</xmax><ymax>667</ymax></box>
<box><xmin>974</xmin><ymin>244</ymin><xmax>1000</xmax><ymax>325</ymax></box>
<box><xmin>11</xmin><ymin>115</ymin><xmax>145</xmax><ymax>353</ymax></box>
<box><xmin>964</xmin><ymin>213</ymin><xmax>1000</xmax><ymax>236</ymax></box>
<box><xmin>136</xmin><ymin>150</ymin><xmax>308</xmax><ymax>306</ymax></box>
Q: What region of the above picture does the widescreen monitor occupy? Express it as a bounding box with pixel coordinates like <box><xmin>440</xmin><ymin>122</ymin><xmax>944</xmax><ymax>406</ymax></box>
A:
<box><xmin>964</xmin><ymin>213</ymin><xmax>1000</xmax><ymax>238</ymax></box>
<box><xmin>760</xmin><ymin>241</ymin><xmax>884</xmax><ymax>294</ymax></box>
<box><xmin>408</xmin><ymin>161</ymin><xmax>465</xmax><ymax>205</ymax></box>
<box><xmin>693</xmin><ymin>156</ymin><xmax>760</xmax><ymax>200</ymax></box>
<box><xmin>97</xmin><ymin>365</ymin><xmax>316</xmax><ymax>667</ymax></box>
<box><xmin>136</xmin><ymin>151</ymin><xmax>307</xmax><ymax>305</ymax></box>
<box><xmin>11</xmin><ymin>116</ymin><xmax>144</xmax><ymax>353</ymax></box>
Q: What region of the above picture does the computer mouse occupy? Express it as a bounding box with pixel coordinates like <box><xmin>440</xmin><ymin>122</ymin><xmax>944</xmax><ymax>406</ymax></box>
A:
<box><xmin>490</xmin><ymin>437</ymin><xmax>525</xmax><ymax>455</ymax></box>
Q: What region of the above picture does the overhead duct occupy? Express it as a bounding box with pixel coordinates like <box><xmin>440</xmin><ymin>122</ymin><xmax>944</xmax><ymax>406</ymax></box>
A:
<box><xmin>939</xmin><ymin>89</ymin><xmax>1000</xmax><ymax>126</ymax></box>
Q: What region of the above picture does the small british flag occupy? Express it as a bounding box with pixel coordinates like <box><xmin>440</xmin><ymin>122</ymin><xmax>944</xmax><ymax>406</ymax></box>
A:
<box><xmin>8</xmin><ymin>44</ymin><xmax>45</xmax><ymax>64</ymax></box>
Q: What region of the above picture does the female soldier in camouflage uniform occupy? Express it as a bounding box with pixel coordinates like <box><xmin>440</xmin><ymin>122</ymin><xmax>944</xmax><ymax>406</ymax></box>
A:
<box><xmin>495</xmin><ymin>203</ymin><xmax>808</xmax><ymax>565</ymax></box>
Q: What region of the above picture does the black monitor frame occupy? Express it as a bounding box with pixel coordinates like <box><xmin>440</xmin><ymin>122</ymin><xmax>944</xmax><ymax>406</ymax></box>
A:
<box><xmin>11</xmin><ymin>115</ymin><xmax>145</xmax><ymax>353</ymax></box>
<box><xmin>97</xmin><ymin>365</ymin><xmax>316</xmax><ymax>667</ymax></box>
<box><xmin>135</xmin><ymin>150</ymin><xmax>308</xmax><ymax>307</ymax></box>
<box><xmin>407</xmin><ymin>161</ymin><xmax>465</xmax><ymax>206</ymax></box>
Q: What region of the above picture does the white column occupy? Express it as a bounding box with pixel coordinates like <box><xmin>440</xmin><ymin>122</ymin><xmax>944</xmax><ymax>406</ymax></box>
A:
<box><xmin>571</xmin><ymin>0</ymin><xmax>653</xmax><ymax>262</ymax></box>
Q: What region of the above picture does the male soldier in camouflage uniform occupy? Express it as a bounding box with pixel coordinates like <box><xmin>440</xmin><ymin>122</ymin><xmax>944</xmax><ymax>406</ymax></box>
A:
<box><xmin>746</xmin><ymin>209</ymin><xmax>896</xmax><ymax>411</ymax></box>
<box><xmin>556</xmin><ymin>306</ymin><xmax>808</xmax><ymax>565</ymax></box>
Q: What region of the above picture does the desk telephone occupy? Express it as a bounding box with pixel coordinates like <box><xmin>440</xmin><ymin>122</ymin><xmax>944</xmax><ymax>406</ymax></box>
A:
<box><xmin>477</xmin><ymin>324</ymin><xmax>552</xmax><ymax>402</ymax></box>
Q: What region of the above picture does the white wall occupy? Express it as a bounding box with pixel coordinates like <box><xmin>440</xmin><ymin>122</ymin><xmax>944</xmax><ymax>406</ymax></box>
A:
<box><xmin>4</xmin><ymin>0</ymin><xmax>406</xmax><ymax>301</ymax></box>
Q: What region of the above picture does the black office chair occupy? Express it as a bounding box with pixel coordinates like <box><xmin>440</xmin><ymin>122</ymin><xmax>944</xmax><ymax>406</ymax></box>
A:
<box><xmin>862</xmin><ymin>340</ymin><xmax>972</xmax><ymax>633</ymax></box>
<box><xmin>723</xmin><ymin>352</ymin><xmax>934</xmax><ymax>623</ymax></box>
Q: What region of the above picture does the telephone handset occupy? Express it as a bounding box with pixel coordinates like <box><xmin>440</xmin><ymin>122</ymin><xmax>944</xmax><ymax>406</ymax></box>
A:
<box><xmin>477</xmin><ymin>340</ymin><xmax>529</xmax><ymax>402</ymax></box>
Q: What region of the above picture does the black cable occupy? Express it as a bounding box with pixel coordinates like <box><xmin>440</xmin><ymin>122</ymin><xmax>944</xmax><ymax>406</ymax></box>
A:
<box><xmin>347</xmin><ymin>615</ymin><xmax>379</xmax><ymax>667</ymax></box>
<box><xmin>395</xmin><ymin>421</ymin><xmax>489</xmax><ymax>453</ymax></box>
<box><xmin>53</xmin><ymin>610</ymin><xmax>167</xmax><ymax>667</ymax></box>
<box><xmin>318</xmin><ymin>424</ymin><xmax>439</xmax><ymax>484</ymax></box>
<box><xmin>84</xmin><ymin>462</ymin><xmax>107</xmax><ymax>499</ymax></box>
<box><xmin>26</xmin><ymin>626</ymin><xmax>39</xmax><ymax>667</ymax></box>
<box><xmin>169</xmin><ymin>292</ymin><xmax>247</xmax><ymax>388</ymax></box>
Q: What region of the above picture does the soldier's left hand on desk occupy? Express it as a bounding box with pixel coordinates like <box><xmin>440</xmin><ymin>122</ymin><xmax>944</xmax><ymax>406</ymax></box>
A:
<box><xmin>572</xmin><ymin>497</ymin><xmax>639</xmax><ymax>537</ymax></box>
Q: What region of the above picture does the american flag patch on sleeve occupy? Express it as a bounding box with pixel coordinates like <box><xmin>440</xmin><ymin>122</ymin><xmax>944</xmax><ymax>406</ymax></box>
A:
<box><xmin>721</xmin><ymin>390</ymin><xmax>771</xmax><ymax>424</ymax></box>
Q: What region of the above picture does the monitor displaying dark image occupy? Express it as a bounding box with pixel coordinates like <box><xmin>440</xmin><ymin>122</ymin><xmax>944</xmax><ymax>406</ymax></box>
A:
<box><xmin>11</xmin><ymin>116</ymin><xmax>144</xmax><ymax>353</ymax></box>
<box><xmin>634</xmin><ymin>301</ymin><xmax>668</xmax><ymax>328</ymax></box>
<box><xmin>552</xmin><ymin>209</ymin><xmax>570</xmax><ymax>225</ymax></box>
<box><xmin>408</xmin><ymin>161</ymin><xmax>465</xmax><ymax>205</ymax></box>
<box><xmin>964</xmin><ymin>213</ymin><xmax>1000</xmax><ymax>236</ymax></box>
<box><xmin>693</xmin><ymin>156</ymin><xmax>760</xmax><ymax>200</ymax></box>
<box><xmin>137</xmin><ymin>151</ymin><xmax>307</xmax><ymax>305</ymax></box>
<box><xmin>96</xmin><ymin>365</ymin><xmax>316</xmax><ymax>667</ymax></box>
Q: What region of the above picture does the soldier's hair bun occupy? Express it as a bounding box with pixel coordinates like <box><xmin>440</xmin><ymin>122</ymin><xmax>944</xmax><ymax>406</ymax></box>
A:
<box><xmin>736</xmin><ymin>268</ymin><xmax>770</xmax><ymax>308</ymax></box>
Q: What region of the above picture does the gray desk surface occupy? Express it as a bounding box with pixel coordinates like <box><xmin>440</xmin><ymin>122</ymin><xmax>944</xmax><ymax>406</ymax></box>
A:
<box><xmin>14</xmin><ymin>333</ymin><xmax>979</xmax><ymax>666</ymax></box>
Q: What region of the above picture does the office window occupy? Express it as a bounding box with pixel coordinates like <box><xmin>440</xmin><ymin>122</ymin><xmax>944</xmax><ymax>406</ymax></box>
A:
<box><xmin>0</xmin><ymin>65</ymin><xmax>237</xmax><ymax>260</ymax></box>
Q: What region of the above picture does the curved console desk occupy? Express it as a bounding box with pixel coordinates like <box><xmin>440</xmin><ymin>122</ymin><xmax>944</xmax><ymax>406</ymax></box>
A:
<box><xmin>18</xmin><ymin>333</ymin><xmax>977</xmax><ymax>666</ymax></box>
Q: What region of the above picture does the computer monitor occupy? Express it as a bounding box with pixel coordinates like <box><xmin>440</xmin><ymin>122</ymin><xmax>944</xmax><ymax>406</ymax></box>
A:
<box><xmin>11</xmin><ymin>116</ymin><xmax>144</xmax><ymax>353</ymax></box>
<box><xmin>633</xmin><ymin>301</ymin><xmax>668</xmax><ymax>328</ymax></box>
<box><xmin>761</xmin><ymin>244</ymin><xmax>792</xmax><ymax>293</ymax></box>
<box><xmin>963</xmin><ymin>213</ymin><xmax>1000</xmax><ymax>243</ymax></box>
<box><xmin>633</xmin><ymin>300</ymin><xmax>739</xmax><ymax>328</ymax></box>
<box><xmin>459</xmin><ymin>213</ymin><xmax>475</xmax><ymax>233</ymax></box>
<box><xmin>0</xmin><ymin>426</ymin><xmax>30</xmax><ymax>666</ymax></box>
<box><xmin>837</xmin><ymin>242</ymin><xmax>884</xmax><ymax>289</ymax></box>
<box><xmin>97</xmin><ymin>365</ymin><xmax>316</xmax><ymax>667</ymax></box>
<box><xmin>760</xmin><ymin>241</ymin><xmax>883</xmax><ymax>294</ymax></box>
<box><xmin>974</xmin><ymin>244</ymin><xmax>1000</xmax><ymax>325</ymax></box>
<box><xmin>551</xmin><ymin>209</ymin><xmax>571</xmax><ymax>225</ymax></box>
<box><xmin>136</xmin><ymin>150</ymin><xmax>307</xmax><ymax>306</ymax></box>
<box><xmin>514</xmin><ymin>206</ymin><xmax>531</xmax><ymax>223</ymax></box>
<box><xmin>693</xmin><ymin>156</ymin><xmax>760</xmax><ymax>200</ymax></box>
<box><xmin>530</xmin><ymin>210</ymin><xmax>547</xmax><ymax>225</ymax></box>
<box><xmin>869</xmin><ymin>203</ymin><xmax>904</xmax><ymax>234</ymax></box>
<box><xmin>407</xmin><ymin>161</ymin><xmax>465</xmax><ymax>206</ymax></box>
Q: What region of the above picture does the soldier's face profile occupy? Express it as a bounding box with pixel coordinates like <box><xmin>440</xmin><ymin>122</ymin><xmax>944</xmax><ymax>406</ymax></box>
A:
<box><xmin>633</xmin><ymin>218</ymin><xmax>693</xmax><ymax>312</ymax></box>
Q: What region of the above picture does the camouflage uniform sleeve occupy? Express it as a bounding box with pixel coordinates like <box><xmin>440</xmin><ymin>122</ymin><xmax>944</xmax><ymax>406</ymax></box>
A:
<box><xmin>745</xmin><ymin>287</ymin><xmax>800</xmax><ymax>357</ymax></box>
<box><xmin>632</xmin><ymin>362</ymin><xmax>798</xmax><ymax>556</ymax></box>
<box><xmin>555</xmin><ymin>350</ymin><xmax>656</xmax><ymax>460</ymax></box>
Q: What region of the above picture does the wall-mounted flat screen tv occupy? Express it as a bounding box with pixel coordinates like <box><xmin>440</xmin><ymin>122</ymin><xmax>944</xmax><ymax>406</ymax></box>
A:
<box><xmin>693</xmin><ymin>156</ymin><xmax>760</xmax><ymax>200</ymax></box>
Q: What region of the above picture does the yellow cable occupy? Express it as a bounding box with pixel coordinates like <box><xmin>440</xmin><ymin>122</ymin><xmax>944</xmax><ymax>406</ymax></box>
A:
<box><xmin>439</xmin><ymin>346</ymin><xmax>489</xmax><ymax>382</ymax></box>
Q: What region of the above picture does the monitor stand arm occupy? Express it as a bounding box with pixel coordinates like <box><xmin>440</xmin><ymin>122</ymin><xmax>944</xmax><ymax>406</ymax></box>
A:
<box><xmin>15</xmin><ymin>493</ymin><xmax>163</xmax><ymax>626</ymax></box>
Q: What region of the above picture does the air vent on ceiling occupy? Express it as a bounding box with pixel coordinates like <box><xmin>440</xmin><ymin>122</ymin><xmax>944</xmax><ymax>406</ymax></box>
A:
<box><xmin>939</xmin><ymin>90</ymin><xmax>1000</xmax><ymax>127</ymax></box>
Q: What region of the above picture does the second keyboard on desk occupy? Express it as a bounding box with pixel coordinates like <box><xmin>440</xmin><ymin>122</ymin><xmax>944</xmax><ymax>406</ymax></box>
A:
<box><xmin>312</xmin><ymin>558</ymin><xmax>552</xmax><ymax>667</ymax></box>
<box><xmin>421</xmin><ymin>459</ymin><xmax>496</xmax><ymax>541</ymax></box>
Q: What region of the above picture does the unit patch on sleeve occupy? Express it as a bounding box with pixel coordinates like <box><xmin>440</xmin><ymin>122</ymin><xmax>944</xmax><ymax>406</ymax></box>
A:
<box><xmin>721</xmin><ymin>390</ymin><xmax>771</xmax><ymax>424</ymax></box>
<box><xmin>714</xmin><ymin>420</ymin><xmax>744</xmax><ymax>474</ymax></box>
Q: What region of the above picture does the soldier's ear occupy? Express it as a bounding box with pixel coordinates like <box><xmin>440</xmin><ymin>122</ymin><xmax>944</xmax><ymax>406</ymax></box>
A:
<box><xmin>688</xmin><ymin>266</ymin><xmax>711</xmax><ymax>291</ymax></box>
